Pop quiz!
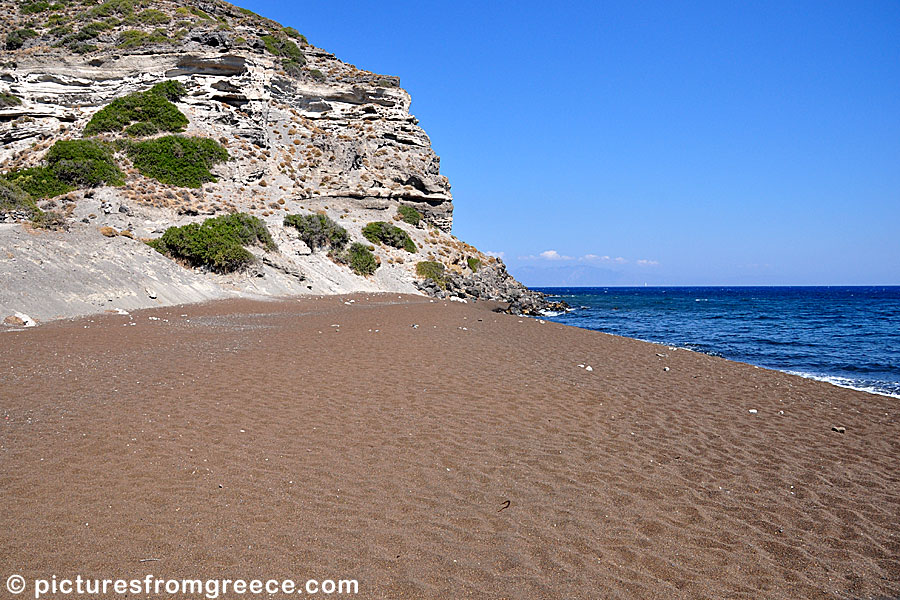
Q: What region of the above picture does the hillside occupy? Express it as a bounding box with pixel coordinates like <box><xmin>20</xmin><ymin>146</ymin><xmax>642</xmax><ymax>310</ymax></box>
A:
<box><xmin>0</xmin><ymin>0</ymin><xmax>555</xmax><ymax>322</ymax></box>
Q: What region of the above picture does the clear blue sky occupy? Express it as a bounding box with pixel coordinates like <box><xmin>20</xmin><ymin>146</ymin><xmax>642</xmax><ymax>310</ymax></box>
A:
<box><xmin>243</xmin><ymin>0</ymin><xmax>899</xmax><ymax>286</ymax></box>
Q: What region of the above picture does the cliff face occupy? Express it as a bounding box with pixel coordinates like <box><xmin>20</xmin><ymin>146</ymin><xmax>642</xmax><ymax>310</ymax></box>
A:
<box><xmin>0</xmin><ymin>0</ymin><xmax>549</xmax><ymax>322</ymax></box>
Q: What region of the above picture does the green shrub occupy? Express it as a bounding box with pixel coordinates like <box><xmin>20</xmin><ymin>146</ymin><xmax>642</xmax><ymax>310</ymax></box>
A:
<box><xmin>282</xmin><ymin>59</ymin><xmax>305</xmax><ymax>78</ymax></box>
<box><xmin>46</xmin><ymin>12</ymin><xmax>68</xmax><ymax>28</ymax></box>
<box><xmin>134</xmin><ymin>8</ymin><xmax>169</xmax><ymax>24</ymax></box>
<box><xmin>260</xmin><ymin>34</ymin><xmax>305</xmax><ymax>64</ymax></box>
<box><xmin>0</xmin><ymin>177</ymin><xmax>37</xmax><ymax>216</ymax></box>
<box><xmin>31</xmin><ymin>209</ymin><xmax>67</xmax><ymax>230</ymax></box>
<box><xmin>397</xmin><ymin>204</ymin><xmax>422</xmax><ymax>226</ymax></box>
<box><xmin>72</xmin><ymin>42</ymin><xmax>98</xmax><ymax>54</ymax></box>
<box><xmin>20</xmin><ymin>1</ymin><xmax>50</xmax><ymax>14</ymax></box>
<box><xmin>467</xmin><ymin>257</ymin><xmax>481</xmax><ymax>272</ymax></box>
<box><xmin>362</xmin><ymin>221</ymin><xmax>417</xmax><ymax>253</ymax></box>
<box><xmin>147</xmin><ymin>213</ymin><xmax>274</xmax><ymax>272</ymax></box>
<box><xmin>149</xmin><ymin>80</ymin><xmax>186</xmax><ymax>101</ymax></box>
<box><xmin>333</xmin><ymin>242</ymin><xmax>377</xmax><ymax>276</ymax></box>
<box><xmin>281</xmin><ymin>27</ymin><xmax>307</xmax><ymax>44</ymax></box>
<box><xmin>308</xmin><ymin>68</ymin><xmax>325</xmax><ymax>82</ymax></box>
<box><xmin>124</xmin><ymin>135</ymin><xmax>229</xmax><ymax>188</ymax></box>
<box><xmin>56</xmin><ymin>20</ymin><xmax>112</xmax><ymax>50</ymax></box>
<box><xmin>214</xmin><ymin>212</ymin><xmax>276</xmax><ymax>250</ymax></box>
<box><xmin>49</xmin><ymin>24</ymin><xmax>73</xmax><ymax>37</ymax></box>
<box><xmin>2</xmin><ymin>167</ymin><xmax>74</xmax><ymax>200</ymax></box>
<box><xmin>5</xmin><ymin>28</ymin><xmax>38</xmax><ymax>50</ymax></box>
<box><xmin>175</xmin><ymin>6</ymin><xmax>211</xmax><ymax>20</ymax></box>
<box><xmin>84</xmin><ymin>81</ymin><xmax>188</xmax><ymax>136</ymax></box>
<box><xmin>283</xmin><ymin>213</ymin><xmax>348</xmax><ymax>251</ymax></box>
<box><xmin>87</xmin><ymin>0</ymin><xmax>146</xmax><ymax>19</ymax></box>
<box><xmin>0</xmin><ymin>92</ymin><xmax>22</xmax><ymax>108</ymax></box>
<box><xmin>416</xmin><ymin>261</ymin><xmax>446</xmax><ymax>288</ymax></box>
<box><xmin>46</xmin><ymin>139</ymin><xmax>124</xmax><ymax>187</ymax></box>
<box><xmin>117</xmin><ymin>28</ymin><xmax>168</xmax><ymax>48</ymax></box>
<box><xmin>123</xmin><ymin>121</ymin><xmax>157</xmax><ymax>137</ymax></box>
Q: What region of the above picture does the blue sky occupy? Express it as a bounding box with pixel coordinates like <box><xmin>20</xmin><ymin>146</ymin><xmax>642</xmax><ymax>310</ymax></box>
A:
<box><xmin>243</xmin><ymin>0</ymin><xmax>900</xmax><ymax>286</ymax></box>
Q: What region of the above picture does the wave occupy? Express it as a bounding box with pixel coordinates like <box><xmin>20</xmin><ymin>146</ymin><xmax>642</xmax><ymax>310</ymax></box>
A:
<box><xmin>785</xmin><ymin>371</ymin><xmax>900</xmax><ymax>399</ymax></box>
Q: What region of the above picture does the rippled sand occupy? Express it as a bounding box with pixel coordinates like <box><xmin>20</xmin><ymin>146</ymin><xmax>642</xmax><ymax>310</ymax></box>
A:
<box><xmin>1</xmin><ymin>295</ymin><xmax>898</xmax><ymax>599</ymax></box>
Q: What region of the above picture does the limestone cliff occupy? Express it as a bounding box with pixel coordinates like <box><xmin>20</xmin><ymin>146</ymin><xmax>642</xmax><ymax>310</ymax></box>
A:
<box><xmin>0</xmin><ymin>0</ymin><xmax>553</xmax><ymax>322</ymax></box>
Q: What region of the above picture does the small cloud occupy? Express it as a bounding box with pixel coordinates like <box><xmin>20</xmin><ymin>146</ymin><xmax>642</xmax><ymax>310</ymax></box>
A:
<box><xmin>636</xmin><ymin>259</ymin><xmax>659</xmax><ymax>266</ymax></box>
<box><xmin>484</xmin><ymin>250</ymin><xmax>505</xmax><ymax>259</ymax></box>
<box><xmin>579</xmin><ymin>254</ymin><xmax>627</xmax><ymax>264</ymax></box>
<box><xmin>539</xmin><ymin>250</ymin><xmax>573</xmax><ymax>261</ymax></box>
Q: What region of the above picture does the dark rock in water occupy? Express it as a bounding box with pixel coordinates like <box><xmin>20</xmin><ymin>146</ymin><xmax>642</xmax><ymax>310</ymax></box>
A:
<box><xmin>414</xmin><ymin>258</ymin><xmax>568</xmax><ymax>315</ymax></box>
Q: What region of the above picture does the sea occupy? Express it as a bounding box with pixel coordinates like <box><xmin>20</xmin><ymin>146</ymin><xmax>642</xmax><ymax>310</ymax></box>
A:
<box><xmin>534</xmin><ymin>286</ymin><xmax>900</xmax><ymax>398</ymax></box>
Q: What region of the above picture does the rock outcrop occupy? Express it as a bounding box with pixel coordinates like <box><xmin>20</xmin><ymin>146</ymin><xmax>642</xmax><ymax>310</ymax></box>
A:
<box><xmin>0</xmin><ymin>0</ymin><xmax>549</xmax><ymax>322</ymax></box>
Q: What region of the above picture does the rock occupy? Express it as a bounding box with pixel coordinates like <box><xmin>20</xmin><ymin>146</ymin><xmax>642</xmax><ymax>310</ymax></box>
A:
<box><xmin>0</xmin><ymin>0</ymin><xmax>547</xmax><ymax>321</ymax></box>
<box><xmin>4</xmin><ymin>312</ymin><xmax>36</xmax><ymax>327</ymax></box>
<box><xmin>832</xmin><ymin>426</ymin><xmax>846</xmax><ymax>434</ymax></box>
<box><xmin>663</xmin><ymin>366</ymin><xmax>670</xmax><ymax>372</ymax></box>
<box><xmin>748</xmin><ymin>409</ymin><xmax>758</xmax><ymax>414</ymax></box>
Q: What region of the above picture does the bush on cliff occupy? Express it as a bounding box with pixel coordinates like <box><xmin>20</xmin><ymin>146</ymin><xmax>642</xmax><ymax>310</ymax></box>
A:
<box><xmin>467</xmin><ymin>257</ymin><xmax>481</xmax><ymax>272</ymax></box>
<box><xmin>56</xmin><ymin>20</ymin><xmax>115</xmax><ymax>53</ymax></box>
<box><xmin>1</xmin><ymin>139</ymin><xmax>122</xmax><ymax>202</ymax></box>
<box><xmin>333</xmin><ymin>242</ymin><xmax>378</xmax><ymax>276</ymax></box>
<box><xmin>261</xmin><ymin>34</ymin><xmax>306</xmax><ymax>73</ymax></box>
<box><xmin>132</xmin><ymin>9</ymin><xmax>170</xmax><ymax>25</ymax></box>
<box><xmin>124</xmin><ymin>135</ymin><xmax>229</xmax><ymax>188</ymax></box>
<box><xmin>261</xmin><ymin>34</ymin><xmax>304</xmax><ymax>62</ymax></box>
<box><xmin>0</xmin><ymin>92</ymin><xmax>22</xmax><ymax>108</ymax></box>
<box><xmin>147</xmin><ymin>213</ymin><xmax>275</xmax><ymax>272</ymax></box>
<box><xmin>45</xmin><ymin>139</ymin><xmax>125</xmax><ymax>187</ymax></box>
<box><xmin>117</xmin><ymin>28</ymin><xmax>169</xmax><ymax>49</ymax></box>
<box><xmin>5</xmin><ymin>28</ymin><xmax>38</xmax><ymax>51</ymax></box>
<box><xmin>84</xmin><ymin>81</ymin><xmax>188</xmax><ymax>136</ymax></box>
<box><xmin>281</xmin><ymin>27</ymin><xmax>307</xmax><ymax>44</ymax></box>
<box><xmin>416</xmin><ymin>261</ymin><xmax>446</xmax><ymax>288</ymax></box>
<box><xmin>397</xmin><ymin>205</ymin><xmax>422</xmax><ymax>226</ymax></box>
<box><xmin>20</xmin><ymin>1</ymin><xmax>51</xmax><ymax>15</ymax></box>
<box><xmin>1</xmin><ymin>168</ymin><xmax>73</xmax><ymax>201</ymax></box>
<box><xmin>283</xmin><ymin>213</ymin><xmax>348</xmax><ymax>251</ymax></box>
<box><xmin>0</xmin><ymin>177</ymin><xmax>37</xmax><ymax>216</ymax></box>
<box><xmin>362</xmin><ymin>221</ymin><xmax>417</xmax><ymax>253</ymax></box>
<box><xmin>87</xmin><ymin>0</ymin><xmax>150</xmax><ymax>19</ymax></box>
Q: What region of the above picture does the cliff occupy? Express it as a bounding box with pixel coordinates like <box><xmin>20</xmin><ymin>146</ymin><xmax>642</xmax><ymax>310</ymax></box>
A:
<box><xmin>0</xmin><ymin>0</ymin><xmax>555</xmax><ymax>322</ymax></box>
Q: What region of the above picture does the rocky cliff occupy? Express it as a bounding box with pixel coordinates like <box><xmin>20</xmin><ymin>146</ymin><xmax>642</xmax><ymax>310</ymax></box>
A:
<box><xmin>0</xmin><ymin>0</ymin><xmax>556</xmax><ymax>322</ymax></box>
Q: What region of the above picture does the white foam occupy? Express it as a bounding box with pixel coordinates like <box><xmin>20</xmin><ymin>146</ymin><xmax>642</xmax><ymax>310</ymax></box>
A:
<box><xmin>785</xmin><ymin>371</ymin><xmax>900</xmax><ymax>399</ymax></box>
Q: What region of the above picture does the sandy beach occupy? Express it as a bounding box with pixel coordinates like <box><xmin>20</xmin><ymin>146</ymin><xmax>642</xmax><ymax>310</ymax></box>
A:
<box><xmin>1</xmin><ymin>294</ymin><xmax>898</xmax><ymax>599</ymax></box>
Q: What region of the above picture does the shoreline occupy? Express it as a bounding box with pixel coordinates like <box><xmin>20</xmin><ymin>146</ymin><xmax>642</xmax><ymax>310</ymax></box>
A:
<box><xmin>5</xmin><ymin>291</ymin><xmax>897</xmax><ymax>402</ymax></box>
<box><xmin>1</xmin><ymin>295</ymin><xmax>898</xmax><ymax>598</ymax></box>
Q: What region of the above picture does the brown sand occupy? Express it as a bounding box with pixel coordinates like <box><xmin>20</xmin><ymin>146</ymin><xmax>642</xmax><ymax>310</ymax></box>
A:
<box><xmin>1</xmin><ymin>294</ymin><xmax>898</xmax><ymax>599</ymax></box>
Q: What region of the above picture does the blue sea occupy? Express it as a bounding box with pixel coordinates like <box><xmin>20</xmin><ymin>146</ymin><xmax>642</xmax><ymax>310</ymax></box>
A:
<box><xmin>535</xmin><ymin>286</ymin><xmax>900</xmax><ymax>398</ymax></box>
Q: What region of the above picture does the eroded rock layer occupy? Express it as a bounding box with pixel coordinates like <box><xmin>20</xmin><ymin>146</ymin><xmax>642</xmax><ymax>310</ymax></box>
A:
<box><xmin>0</xmin><ymin>0</ymin><xmax>550</xmax><ymax>322</ymax></box>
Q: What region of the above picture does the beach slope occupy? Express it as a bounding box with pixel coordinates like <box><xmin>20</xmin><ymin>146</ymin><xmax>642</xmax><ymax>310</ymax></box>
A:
<box><xmin>1</xmin><ymin>296</ymin><xmax>897</xmax><ymax>599</ymax></box>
